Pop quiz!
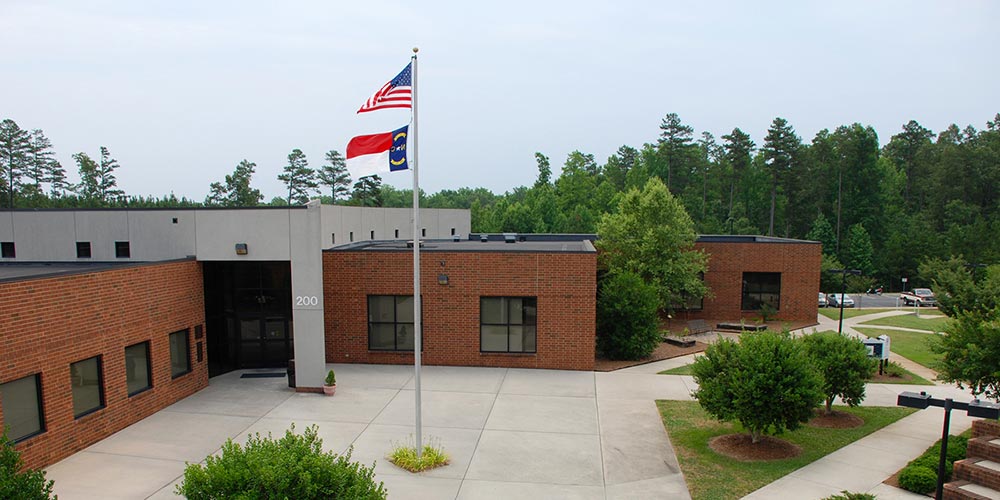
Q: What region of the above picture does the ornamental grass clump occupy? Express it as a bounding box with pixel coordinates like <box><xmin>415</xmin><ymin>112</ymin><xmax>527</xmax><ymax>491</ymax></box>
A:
<box><xmin>387</xmin><ymin>436</ymin><xmax>450</xmax><ymax>473</ymax></box>
<box><xmin>177</xmin><ymin>424</ymin><xmax>386</xmax><ymax>500</ymax></box>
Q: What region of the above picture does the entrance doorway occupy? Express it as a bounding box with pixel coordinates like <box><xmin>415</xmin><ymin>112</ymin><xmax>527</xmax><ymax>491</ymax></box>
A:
<box><xmin>203</xmin><ymin>261</ymin><xmax>292</xmax><ymax>377</ymax></box>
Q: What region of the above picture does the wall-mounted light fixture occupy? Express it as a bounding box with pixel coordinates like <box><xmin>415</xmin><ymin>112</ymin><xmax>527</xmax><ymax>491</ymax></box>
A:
<box><xmin>235</xmin><ymin>243</ymin><xmax>248</xmax><ymax>255</ymax></box>
<box><xmin>438</xmin><ymin>274</ymin><xmax>449</xmax><ymax>285</ymax></box>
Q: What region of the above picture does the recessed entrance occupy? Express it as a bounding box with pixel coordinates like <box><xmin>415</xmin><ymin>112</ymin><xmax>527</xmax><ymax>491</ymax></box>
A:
<box><xmin>203</xmin><ymin>261</ymin><xmax>292</xmax><ymax>377</ymax></box>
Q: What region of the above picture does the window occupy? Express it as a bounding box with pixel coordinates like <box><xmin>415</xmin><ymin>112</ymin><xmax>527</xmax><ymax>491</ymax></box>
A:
<box><xmin>370</xmin><ymin>230</ymin><xmax>375</xmax><ymax>240</ymax></box>
<box><xmin>71</xmin><ymin>356</ymin><xmax>104</xmax><ymax>418</ymax></box>
<box><xmin>481</xmin><ymin>297</ymin><xmax>537</xmax><ymax>353</ymax></box>
<box><xmin>169</xmin><ymin>330</ymin><xmax>191</xmax><ymax>378</ymax></box>
<box><xmin>450</xmin><ymin>228</ymin><xmax>456</xmax><ymax>236</ymax></box>
<box><xmin>125</xmin><ymin>342</ymin><xmax>152</xmax><ymax>395</ymax></box>
<box><xmin>350</xmin><ymin>232</ymin><xmax>354</xmax><ymax>242</ymax></box>
<box><xmin>0</xmin><ymin>374</ymin><xmax>44</xmax><ymax>442</ymax></box>
<box><xmin>394</xmin><ymin>229</ymin><xmax>399</xmax><ymax>238</ymax></box>
<box><xmin>1</xmin><ymin>242</ymin><xmax>14</xmax><ymax>258</ymax></box>
<box><xmin>115</xmin><ymin>241</ymin><xmax>130</xmax><ymax>258</ymax></box>
<box><xmin>368</xmin><ymin>295</ymin><xmax>419</xmax><ymax>351</ymax></box>
<box><xmin>742</xmin><ymin>272</ymin><xmax>781</xmax><ymax>311</ymax></box>
<box><xmin>331</xmin><ymin>233</ymin><xmax>335</xmax><ymax>245</ymax></box>
<box><xmin>672</xmin><ymin>272</ymin><xmax>704</xmax><ymax>311</ymax></box>
<box><xmin>421</xmin><ymin>228</ymin><xmax>426</xmax><ymax>237</ymax></box>
<box><xmin>76</xmin><ymin>241</ymin><xmax>92</xmax><ymax>258</ymax></box>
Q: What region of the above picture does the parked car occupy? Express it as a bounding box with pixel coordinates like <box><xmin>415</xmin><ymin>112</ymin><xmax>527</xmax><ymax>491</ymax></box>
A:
<box><xmin>818</xmin><ymin>292</ymin><xmax>828</xmax><ymax>308</ymax></box>
<box><xmin>827</xmin><ymin>293</ymin><xmax>855</xmax><ymax>308</ymax></box>
<box><xmin>900</xmin><ymin>288</ymin><xmax>937</xmax><ymax>307</ymax></box>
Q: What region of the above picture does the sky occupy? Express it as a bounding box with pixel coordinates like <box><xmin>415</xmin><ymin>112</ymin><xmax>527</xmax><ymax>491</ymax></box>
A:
<box><xmin>1</xmin><ymin>1</ymin><xmax>998</xmax><ymax>202</ymax></box>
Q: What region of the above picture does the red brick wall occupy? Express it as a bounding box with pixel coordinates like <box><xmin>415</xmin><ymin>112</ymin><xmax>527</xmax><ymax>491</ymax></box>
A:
<box><xmin>324</xmin><ymin>250</ymin><xmax>596</xmax><ymax>371</ymax></box>
<box><xmin>685</xmin><ymin>241</ymin><xmax>821</xmax><ymax>323</ymax></box>
<box><xmin>0</xmin><ymin>260</ymin><xmax>208</xmax><ymax>469</ymax></box>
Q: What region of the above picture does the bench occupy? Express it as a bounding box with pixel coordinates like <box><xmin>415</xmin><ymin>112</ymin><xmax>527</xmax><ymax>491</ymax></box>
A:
<box><xmin>716</xmin><ymin>322</ymin><xmax>767</xmax><ymax>332</ymax></box>
<box><xmin>687</xmin><ymin>319</ymin><xmax>710</xmax><ymax>335</ymax></box>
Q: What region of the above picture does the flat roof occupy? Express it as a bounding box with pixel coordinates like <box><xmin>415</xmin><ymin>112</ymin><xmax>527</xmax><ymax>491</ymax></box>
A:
<box><xmin>328</xmin><ymin>239</ymin><xmax>596</xmax><ymax>254</ymax></box>
<box><xmin>0</xmin><ymin>259</ymin><xmax>194</xmax><ymax>284</ymax></box>
<box><xmin>695</xmin><ymin>235</ymin><xmax>820</xmax><ymax>244</ymax></box>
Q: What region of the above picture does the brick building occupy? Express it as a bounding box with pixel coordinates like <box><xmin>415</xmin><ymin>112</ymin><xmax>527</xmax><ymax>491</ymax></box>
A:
<box><xmin>324</xmin><ymin>239</ymin><xmax>597</xmax><ymax>371</ymax></box>
<box><xmin>0</xmin><ymin>206</ymin><xmax>820</xmax><ymax>469</ymax></box>
<box><xmin>0</xmin><ymin>260</ymin><xmax>208</xmax><ymax>469</ymax></box>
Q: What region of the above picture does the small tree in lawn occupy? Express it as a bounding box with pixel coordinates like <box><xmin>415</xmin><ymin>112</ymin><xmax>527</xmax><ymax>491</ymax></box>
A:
<box><xmin>692</xmin><ymin>331</ymin><xmax>824</xmax><ymax>443</ymax></box>
<box><xmin>596</xmin><ymin>270</ymin><xmax>661</xmax><ymax>360</ymax></box>
<box><xmin>802</xmin><ymin>332</ymin><xmax>877</xmax><ymax>414</ymax></box>
<box><xmin>932</xmin><ymin>307</ymin><xmax>1000</xmax><ymax>401</ymax></box>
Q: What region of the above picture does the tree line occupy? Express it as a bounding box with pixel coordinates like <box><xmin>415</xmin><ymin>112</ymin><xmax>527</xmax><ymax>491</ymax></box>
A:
<box><xmin>3</xmin><ymin>113</ymin><xmax>998</xmax><ymax>289</ymax></box>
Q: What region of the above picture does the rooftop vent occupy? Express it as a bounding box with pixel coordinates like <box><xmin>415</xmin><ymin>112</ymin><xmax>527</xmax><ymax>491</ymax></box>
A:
<box><xmin>503</xmin><ymin>233</ymin><xmax>517</xmax><ymax>244</ymax></box>
<box><xmin>480</xmin><ymin>235</ymin><xmax>489</xmax><ymax>242</ymax></box>
<box><xmin>452</xmin><ymin>234</ymin><xmax>461</xmax><ymax>242</ymax></box>
<box><xmin>406</xmin><ymin>240</ymin><xmax>425</xmax><ymax>248</ymax></box>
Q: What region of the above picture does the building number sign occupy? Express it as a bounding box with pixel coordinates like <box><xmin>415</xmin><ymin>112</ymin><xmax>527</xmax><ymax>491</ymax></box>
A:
<box><xmin>295</xmin><ymin>296</ymin><xmax>319</xmax><ymax>306</ymax></box>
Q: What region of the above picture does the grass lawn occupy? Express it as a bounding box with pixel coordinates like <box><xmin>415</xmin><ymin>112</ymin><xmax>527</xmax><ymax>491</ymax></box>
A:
<box><xmin>818</xmin><ymin>307</ymin><xmax>894</xmax><ymax>320</ymax></box>
<box><xmin>659</xmin><ymin>364</ymin><xmax>694</xmax><ymax>375</ymax></box>
<box><xmin>657</xmin><ymin>400</ymin><xmax>916</xmax><ymax>500</ymax></box>
<box><xmin>856</xmin><ymin>327</ymin><xmax>942</xmax><ymax>370</ymax></box>
<box><xmin>859</xmin><ymin>313</ymin><xmax>951</xmax><ymax>332</ymax></box>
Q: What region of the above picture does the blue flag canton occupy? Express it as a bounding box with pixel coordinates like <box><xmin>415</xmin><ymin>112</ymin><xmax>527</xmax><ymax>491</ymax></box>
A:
<box><xmin>389</xmin><ymin>125</ymin><xmax>408</xmax><ymax>171</ymax></box>
<box><xmin>392</xmin><ymin>63</ymin><xmax>412</xmax><ymax>87</ymax></box>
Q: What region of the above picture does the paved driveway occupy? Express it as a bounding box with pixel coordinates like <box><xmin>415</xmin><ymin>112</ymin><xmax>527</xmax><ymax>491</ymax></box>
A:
<box><xmin>45</xmin><ymin>364</ymin><xmax>695</xmax><ymax>500</ymax></box>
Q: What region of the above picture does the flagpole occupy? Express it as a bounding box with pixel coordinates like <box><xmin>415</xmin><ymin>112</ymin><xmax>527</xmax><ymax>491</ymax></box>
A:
<box><xmin>410</xmin><ymin>47</ymin><xmax>423</xmax><ymax>460</ymax></box>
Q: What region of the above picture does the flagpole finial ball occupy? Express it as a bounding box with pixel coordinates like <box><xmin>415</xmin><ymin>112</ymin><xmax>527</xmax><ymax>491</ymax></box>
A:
<box><xmin>412</xmin><ymin>47</ymin><xmax>419</xmax><ymax>53</ymax></box>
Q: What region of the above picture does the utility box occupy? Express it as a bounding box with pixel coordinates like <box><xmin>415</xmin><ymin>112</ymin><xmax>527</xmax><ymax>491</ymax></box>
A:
<box><xmin>863</xmin><ymin>335</ymin><xmax>891</xmax><ymax>360</ymax></box>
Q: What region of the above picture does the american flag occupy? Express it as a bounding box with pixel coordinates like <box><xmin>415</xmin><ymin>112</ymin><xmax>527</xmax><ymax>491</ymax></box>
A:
<box><xmin>357</xmin><ymin>63</ymin><xmax>412</xmax><ymax>113</ymax></box>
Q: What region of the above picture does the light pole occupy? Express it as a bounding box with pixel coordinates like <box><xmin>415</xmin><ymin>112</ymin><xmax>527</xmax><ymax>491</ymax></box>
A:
<box><xmin>897</xmin><ymin>391</ymin><xmax>1000</xmax><ymax>500</ymax></box>
<box><xmin>829</xmin><ymin>268</ymin><xmax>861</xmax><ymax>334</ymax></box>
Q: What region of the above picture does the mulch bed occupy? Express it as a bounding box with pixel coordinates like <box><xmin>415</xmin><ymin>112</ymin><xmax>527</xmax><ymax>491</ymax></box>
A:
<box><xmin>808</xmin><ymin>409</ymin><xmax>865</xmax><ymax>429</ymax></box>
<box><xmin>593</xmin><ymin>341</ymin><xmax>707</xmax><ymax>372</ymax></box>
<box><xmin>709</xmin><ymin>433</ymin><xmax>803</xmax><ymax>461</ymax></box>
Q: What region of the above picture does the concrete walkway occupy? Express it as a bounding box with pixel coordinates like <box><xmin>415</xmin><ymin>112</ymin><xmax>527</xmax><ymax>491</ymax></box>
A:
<box><xmin>44</xmin><ymin>310</ymin><xmax>977</xmax><ymax>499</ymax></box>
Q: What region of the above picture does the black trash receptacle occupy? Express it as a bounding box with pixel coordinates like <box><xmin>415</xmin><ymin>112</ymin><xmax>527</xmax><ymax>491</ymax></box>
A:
<box><xmin>287</xmin><ymin>359</ymin><xmax>296</xmax><ymax>388</ymax></box>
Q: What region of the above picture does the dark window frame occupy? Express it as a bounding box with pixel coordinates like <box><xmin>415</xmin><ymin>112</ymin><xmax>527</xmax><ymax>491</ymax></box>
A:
<box><xmin>741</xmin><ymin>272</ymin><xmax>782</xmax><ymax>311</ymax></box>
<box><xmin>480</xmin><ymin>296</ymin><xmax>538</xmax><ymax>354</ymax></box>
<box><xmin>0</xmin><ymin>373</ymin><xmax>45</xmax><ymax>442</ymax></box>
<box><xmin>125</xmin><ymin>341</ymin><xmax>153</xmax><ymax>396</ymax></box>
<box><xmin>115</xmin><ymin>241</ymin><xmax>130</xmax><ymax>258</ymax></box>
<box><xmin>367</xmin><ymin>295</ymin><xmax>422</xmax><ymax>352</ymax></box>
<box><xmin>76</xmin><ymin>241</ymin><xmax>92</xmax><ymax>258</ymax></box>
<box><xmin>169</xmin><ymin>329</ymin><xmax>192</xmax><ymax>379</ymax></box>
<box><xmin>1</xmin><ymin>241</ymin><xmax>14</xmax><ymax>258</ymax></box>
<box><xmin>71</xmin><ymin>356</ymin><xmax>105</xmax><ymax>419</ymax></box>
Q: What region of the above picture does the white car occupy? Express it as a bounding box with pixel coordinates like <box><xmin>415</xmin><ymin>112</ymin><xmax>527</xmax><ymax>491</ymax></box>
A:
<box><xmin>818</xmin><ymin>292</ymin><xmax>828</xmax><ymax>308</ymax></box>
<box><xmin>828</xmin><ymin>293</ymin><xmax>855</xmax><ymax>308</ymax></box>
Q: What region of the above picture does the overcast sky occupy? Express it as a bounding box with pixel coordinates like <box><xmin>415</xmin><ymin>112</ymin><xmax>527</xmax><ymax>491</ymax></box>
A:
<box><xmin>1</xmin><ymin>1</ymin><xmax>997</xmax><ymax>201</ymax></box>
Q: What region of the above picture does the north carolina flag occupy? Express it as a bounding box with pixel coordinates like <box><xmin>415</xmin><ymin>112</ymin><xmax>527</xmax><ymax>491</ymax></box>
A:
<box><xmin>346</xmin><ymin>125</ymin><xmax>409</xmax><ymax>178</ymax></box>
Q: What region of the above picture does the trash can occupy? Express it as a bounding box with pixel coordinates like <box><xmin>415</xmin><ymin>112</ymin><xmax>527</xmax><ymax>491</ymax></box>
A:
<box><xmin>287</xmin><ymin>359</ymin><xmax>296</xmax><ymax>388</ymax></box>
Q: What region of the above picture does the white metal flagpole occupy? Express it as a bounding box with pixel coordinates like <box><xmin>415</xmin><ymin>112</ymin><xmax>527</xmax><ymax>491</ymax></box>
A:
<box><xmin>410</xmin><ymin>47</ymin><xmax>423</xmax><ymax>459</ymax></box>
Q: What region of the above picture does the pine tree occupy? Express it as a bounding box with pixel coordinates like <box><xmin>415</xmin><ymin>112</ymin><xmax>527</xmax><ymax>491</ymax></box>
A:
<box><xmin>351</xmin><ymin>175</ymin><xmax>383</xmax><ymax>207</ymax></box>
<box><xmin>657</xmin><ymin>113</ymin><xmax>694</xmax><ymax>190</ymax></box>
<box><xmin>762</xmin><ymin>117</ymin><xmax>801</xmax><ymax>236</ymax></box>
<box><xmin>0</xmin><ymin>119</ymin><xmax>30</xmax><ymax>208</ymax></box>
<box><xmin>278</xmin><ymin>149</ymin><xmax>318</xmax><ymax>205</ymax></box>
<box><xmin>722</xmin><ymin>128</ymin><xmax>754</xmax><ymax>222</ymax></box>
<box><xmin>96</xmin><ymin>146</ymin><xmax>124</xmax><ymax>204</ymax></box>
<box><xmin>317</xmin><ymin>150</ymin><xmax>351</xmax><ymax>203</ymax></box>
<box><xmin>72</xmin><ymin>152</ymin><xmax>101</xmax><ymax>203</ymax></box>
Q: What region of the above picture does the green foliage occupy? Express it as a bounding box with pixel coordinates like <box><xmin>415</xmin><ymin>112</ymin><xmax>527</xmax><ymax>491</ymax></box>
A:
<box><xmin>278</xmin><ymin>148</ymin><xmax>318</xmax><ymax>205</ymax></box>
<box><xmin>350</xmin><ymin>175</ymin><xmax>383</xmax><ymax>207</ymax></box>
<box><xmin>844</xmin><ymin>224</ymin><xmax>875</xmax><ymax>276</ymax></box>
<box><xmin>822</xmin><ymin>492</ymin><xmax>876</xmax><ymax>500</ymax></box>
<box><xmin>177</xmin><ymin>425</ymin><xmax>386</xmax><ymax>499</ymax></box>
<box><xmin>920</xmin><ymin>257</ymin><xmax>1000</xmax><ymax>318</ymax></box>
<box><xmin>317</xmin><ymin>150</ymin><xmax>351</xmax><ymax>202</ymax></box>
<box><xmin>596</xmin><ymin>177</ymin><xmax>709</xmax><ymax>312</ymax></box>
<box><xmin>205</xmin><ymin>159</ymin><xmax>263</xmax><ymax>207</ymax></box>
<box><xmin>386</xmin><ymin>437</ymin><xmax>450</xmax><ymax>472</ymax></box>
<box><xmin>931</xmin><ymin>307</ymin><xmax>1000</xmax><ymax>400</ymax></box>
<box><xmin>691</xmin><ymin>331</ymin><xmax>824</xmax><ymax>443</ymax></box>
<box><xmin>0</xmin><ymin>430</ymin><xmax>56</xmax><ymax>500</ymax></box>
<box><xmin>807</xmin><ymin>213</ymin><xmax>837</xmax><ymax>257</ymax></box>
<box><xmin>801</xmin><ymin>332</ymin><xmax>877</xmax><ymax>413</ymax></box>
<box><xmin>324</xmin><ymin>369</ymin><xmax>336</xmax><ymax>386</ymax></box>
<box><xmin>898</xmin><ymin>465</ymin><xmax>937</xmax><ymax>494</ymax></box>
<box><xmin>596</xmin><ymin>270</ymin><xmax>661</xmax><ymax>360</ymax></box>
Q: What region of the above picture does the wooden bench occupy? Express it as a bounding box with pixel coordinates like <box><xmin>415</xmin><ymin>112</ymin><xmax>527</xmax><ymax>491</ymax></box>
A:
<box><xmin>687</xmin><ymin>319</ymin><xmax>710</xmax><ymax>335</ymax></box>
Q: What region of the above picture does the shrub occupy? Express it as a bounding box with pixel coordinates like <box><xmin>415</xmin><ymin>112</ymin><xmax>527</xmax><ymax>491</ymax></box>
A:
<box><xmin>882</xmin><ymin>360</ymin><xmax>907</xmax><ymax>378</ymax></box>
<box><xmin>801</xmin><ymin>332</ymin><xmax>877</xmax><ymax>413</ymax></box>
<box><xmin>898</xmin><ymin>464</ymin><xmax>937</xmax><ymax>494</ymax></box>
<box><xmin>691</xmin><ymin>331</ymin><xmax>824</xmax><ymax>443</ymax></box>
<box><xmin>387</xmin><ymin>436</ymin><xmax>450</xmax><ymax>472</ymax></box>
<box><xmin>898</xmin><ymin>434</ymin><xmax>968</xmax><ymax>494</ymax></box>
<box><xmin>822</xmin><ymin>491</ymin><xmax>876</xmax><ymax>500</ymax></box>
<box><xmin>0</xmin><ymin>430</ymin><xmax>56</xmax><ymax>500</ymax></box>
<box><xmin>177</xmin><ymin>424</ymin><xmax>386</xmax><ymax>499</ymax></box>
<box><xmin>596</xmin><ymin>270</ymin><xmax>662</xmax><ymax>360</ymax></box>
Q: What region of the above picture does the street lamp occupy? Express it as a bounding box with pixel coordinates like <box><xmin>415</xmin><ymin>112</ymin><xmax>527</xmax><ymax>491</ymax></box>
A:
<box><xmin>828</xmin><ymin>269</ymin><xmax>861</xmax><ymax>334</ymax></box>
<box><xmin>897</xmin><ymin>391</ymin><xmax>1000</xmax><ymax>500</ymax></box>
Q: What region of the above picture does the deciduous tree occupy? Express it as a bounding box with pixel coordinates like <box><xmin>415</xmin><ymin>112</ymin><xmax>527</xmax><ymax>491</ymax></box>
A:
<box><xmin>801</xmin><ymin>332</ymin><xmax>876</xmax><ymax>414</ymax></box>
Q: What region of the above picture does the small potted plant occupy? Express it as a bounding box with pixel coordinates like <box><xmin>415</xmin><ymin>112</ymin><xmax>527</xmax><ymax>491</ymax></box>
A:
<box><xmin>323</xmin><ymin>369</ymin><xmax>336</xmax><ymax>396</ymax></box>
